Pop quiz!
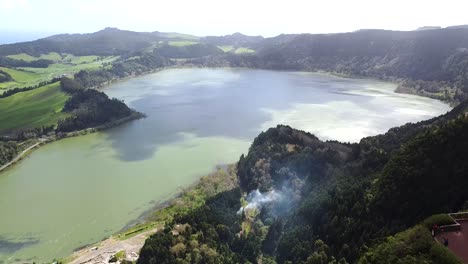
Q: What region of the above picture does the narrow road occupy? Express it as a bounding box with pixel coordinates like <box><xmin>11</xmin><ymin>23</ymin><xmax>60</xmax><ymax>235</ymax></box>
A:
<box><xmin>0</xmin><ymin>141</ymin><xmax>42</xmax><ymax>172</ymax></box>
<box><xmin>69</xmin><ymin>228</ymin><xmax>158</xmax><ymax>264</ymax></box>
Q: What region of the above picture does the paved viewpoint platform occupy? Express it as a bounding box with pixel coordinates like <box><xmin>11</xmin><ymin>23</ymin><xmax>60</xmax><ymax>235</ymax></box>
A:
<box><xmin>436</xmin><ymin>220</ymin><xmax>468</xmax><ymax>263</ymax></box>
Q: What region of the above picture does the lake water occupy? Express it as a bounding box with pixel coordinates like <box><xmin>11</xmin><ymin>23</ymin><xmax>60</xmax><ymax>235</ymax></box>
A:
<box><xmin>0</xmin><ymin>69</ymin><xmax>451</xmax><ymax>263</ymax></box>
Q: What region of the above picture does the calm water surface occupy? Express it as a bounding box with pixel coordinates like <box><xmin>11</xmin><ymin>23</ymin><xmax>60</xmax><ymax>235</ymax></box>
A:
<box><xmin>0</xmin><ymin>69</ymin><xmax>451</xmax><ymax>263</ymax></box>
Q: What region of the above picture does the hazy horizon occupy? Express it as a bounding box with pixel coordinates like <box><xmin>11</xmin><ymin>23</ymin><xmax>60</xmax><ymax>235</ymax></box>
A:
<box><xmin>1</xmin><ymin>0</ymin><xmax>468</xmax><ymax>44</ymax></box>
<box><xmin>1</xmin><ymin>24</ymin><xmax>468</xmax><ymax>45</ymax></box>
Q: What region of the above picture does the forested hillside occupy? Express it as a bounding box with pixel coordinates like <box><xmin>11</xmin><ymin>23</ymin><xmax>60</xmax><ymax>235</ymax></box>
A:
<box><xmin>0</xmin><ymin>28</ymin><xmax>163</xmax><ymax>56</ymax></box>
<box><xmin>190</xmin><ymin>28</ymin><xmax>468</xmax><ymax>104</ymax></box>
<box><xmin>3</xmin><ymin>27</ymin><xmax>468</xmax><ymax>104</ymax></box>
<box><xmin>138</xmin><ymin>100</ymin><xmax>468</xmax><ymax>263</ymax></box>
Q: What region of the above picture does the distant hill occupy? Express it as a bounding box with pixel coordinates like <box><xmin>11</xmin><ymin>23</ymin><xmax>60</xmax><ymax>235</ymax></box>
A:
<box><xmin>3</xmin><ymin>27</ymin><xmax>468</xmax><ymax>103</ymax></box>
<box><xmin>202</xmin><ymin>32</ymin><xmax>264</xmax><ymax>48</ymax></box>
<box><xmin>416</xmin><ymin>26</ymin><xmax>442</xmax><ymax>31</ymax></box>
<box><xmin>0</xmin><ymin>28</ymin><xmax>200</xmax><ymax>57</ymax></box>
<box><xmin>447</xmin><ymin>25</ymin><xmax>468</xmax><ymax>29</ymax></box>
<box><xmin>154</xmin><ymin>43</ymin><xmax>223</xmax><ymax>58</ymax></box>
<box><xmin>194</xmin><ymin>28</ymin><xmax>468</xmax><ymax>103</ymax></box>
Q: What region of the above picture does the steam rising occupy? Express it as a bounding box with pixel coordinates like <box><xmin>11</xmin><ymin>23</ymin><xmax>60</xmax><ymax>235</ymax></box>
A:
<box><xmin>237</xmin><ymin>189</ymin><xmax>282</xmax><ymax>215</ymax></box>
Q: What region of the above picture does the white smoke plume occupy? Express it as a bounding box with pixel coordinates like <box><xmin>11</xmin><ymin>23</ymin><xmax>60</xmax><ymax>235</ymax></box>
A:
<box><xmin>237</xmin><ymin>189</ymin><xmax>282</xmax><ymax>215</ymax></box>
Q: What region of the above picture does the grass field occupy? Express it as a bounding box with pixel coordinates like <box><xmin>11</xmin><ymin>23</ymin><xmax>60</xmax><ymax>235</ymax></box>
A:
<box><xmin>62</xmin><ymin>54</ymin><xmax>100</xmax><ymax>64</ymax></box>
<box><xmin>7</xmin><ymin>52</ymin><xmax>104</xmax><ymax>64</ymax></box>
<box><xmin>0</xmin><ymin>55</ymin><xmax>118</xmax><ymax>91</ymax></box>
<box><xmin>39</xmin><ymin>52</ymin><xmax>62</xmax><ymax>61</ymax></box>
<box><xmin>0</xmin><ymin>82</ymin><xmax>70</xmax><ymax>133</ymax></box>
<box><xmin>20</xmin><ymin>56</ymin><xmax>118</xmax><ymax>77</ymax></box>
<box><xmin>6</xmin><ymin>53</ymin><xmax>38</xmax><ymax>62</ymax></box>
<box><xmin>7</xmin><ymin>52</ymin><xmax>63</xmax><ymax>62</ymax></box>
<box><xmin>168</xmin><ymin>40</ymin><xmax>199</xmax><ymax>47</ymax></box>
<box><xmin>0</xmin><ymin>67</ymin><xmax>48</xmax><ymax>90</ymax></box>
<box><xmin>218</xmin><ymin>45</ymin><xmax>235</xmax><ymax>52</ymax></box>
<box><xmin>234</xmin><ymin>47</ymin><xmax>255</xmax><ymax>54</ymax></box>
<box><xmin>158</xmin><ymin>32</ymin><xmax>200</xmax><ymax>40</ymax></box>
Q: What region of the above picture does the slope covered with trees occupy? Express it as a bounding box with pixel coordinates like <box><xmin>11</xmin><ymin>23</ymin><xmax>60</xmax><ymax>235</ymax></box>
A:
<box><xmin>138</xmin><ymin>101</ymin><xmax>468</xmax><ymax>263</ymax></box>
<box><xmin>56</xmin><ymin>77</ymin><xmax>139</xmax><ymax>132</ymax></box>
<box><xmin>0</xmin><ymin>28</ymin><xmax>162</xmax><ymax>56</ymax></box>
<box><xmin>3</xmin><ymin>27</ymin><xmax>468</xmax><ymax>103</ymax></box>
<box><xmin>154</xmin><ymin>43</ymin><xmax>223</xmax><ymax>59</ymax></box>
<box><xmin>0</xmin><ymin>69</ymin><xmax>12</xmax><ymax>82</ymax></box>
<box><xmin>188</xmin><ymin>28</ymin><xmax>468</xmax><ymax>104</ymax></box>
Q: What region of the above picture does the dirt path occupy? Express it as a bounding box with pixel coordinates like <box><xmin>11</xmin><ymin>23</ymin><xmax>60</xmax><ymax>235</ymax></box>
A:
<box><xmin>69</xmin><ymin>228</ymin><xmax>158</xmax><ymax>264</ymax></box>
<box><xmin>0</xmin><ymin>141</ymin><xmax>43</xmax><ymax>172</ymax></box>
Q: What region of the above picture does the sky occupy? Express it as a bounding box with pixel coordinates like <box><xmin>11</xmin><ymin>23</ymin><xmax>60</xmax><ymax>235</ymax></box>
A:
<box><xmin>1</xmin><ymin>0</ymin><xmax>468</xmax><ymax>39</ymax></box>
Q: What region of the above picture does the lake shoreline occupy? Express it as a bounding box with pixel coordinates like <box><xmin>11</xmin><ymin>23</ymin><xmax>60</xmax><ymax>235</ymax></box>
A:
<box><xmin>0</xmin><ymin>112</ymin><xmax>144</xmax><ymax>174</ymax></box>
<box><xmin>0</xmin><ymin>68</ymin><xmax>452</xmax><ymax>264</ymax></box>
<box><xmin>95</xmin><ymin>63</ymin><xmax>453</xmax><ymax>106</ymax></box>
<box><xmin>62</xmin><ymin>165</ymin><xmax>239</xmax><ymax>264</ymax></box>
<box><xmin>59</xmin><ymin>68</ymin><xmax>451</xmax><ymax>263</ymax></box>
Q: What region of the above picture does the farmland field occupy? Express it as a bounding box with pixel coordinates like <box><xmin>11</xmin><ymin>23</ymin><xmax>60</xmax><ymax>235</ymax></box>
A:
<box><xmin>158</xmin><ymin>32</ymin><xmax>200</xmax><ymax>40</ymax></box>
<box><xmin>7</xmin><ymin>52</ymin><xmax>63</xmax><ymax>62</ymax></box>
<box><xmin>168</xmin><ymin>40</ymin><xmax>199</xmax><ymax>46</ymax></box>
<box><xmin>19</xmin><ymin>56</ymin><xmax>118</xmax><ymax>77</ymax></box>
<box><xmin>0</xmin><ymin>67</ymin><xmax>47</xmax><ymax>90</ymax></box>
<box><xmin>0</xmin><ymin>82</ymin><xmax>70</xmax><ymax>133</ymax></box>
<box><xmin>0</xmin><ymin>55</ymin><xmax>118</xmax><ymax>90</ymax></box>
<box><xmin>218</xmin><ymin>45</ymin><xmax>235</xmax><ymax>52</ymax></box>
<box><xmin>234</xmin><ymin>47</ymin><xmax>255</xmax><ymax>54</ymax></box>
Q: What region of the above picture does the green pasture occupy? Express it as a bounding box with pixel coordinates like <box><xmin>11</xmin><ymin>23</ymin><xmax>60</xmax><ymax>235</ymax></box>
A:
<box><xmin>0</xmin><ymin>82</ymin><xmax>70</xmax><ymax>133</ymax></box>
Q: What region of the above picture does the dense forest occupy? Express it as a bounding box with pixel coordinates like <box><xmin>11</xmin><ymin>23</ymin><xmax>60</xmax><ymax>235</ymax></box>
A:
<box><xmin>0</xmin><ymin>28</ymin><xmax>163</xmax><ymax>56</ymax></box>
<box><xmin>138</xmin><ymin>100</ymin><xmax>468</xmax><ymax>263</ymax></box>
<box><xmin>0</xmin><ymin>141</ymin><xmax>18</xmax><ymax>166</ymax></box>
<box><xmin>68</xmin><ymin>52</ymin><xmax>172</xmax><ymax>89</ymax></box>
<box><xmin>56</xmin><ymin>77</ymin><xmax>138</xmax><ymax>132</ymax></box>
<box><xmin>0</xmin><ymin>56</ymin><xmax>53</xmax><ymax>68</ymax></box>
<box><xmin>0</xmin><ymin>69</ymin><xmax>12</xmax><ymax>82</ymax></box>
<box><xmin>154</xmin><ymin>43</ymin><xmax>223</xmax><ymax>59</ymax></box>
<box><xmin>189</xmin><ymin>29</ymin><xmax>468</xmax><ymax>104</ymax></box>
<box><xmin>1</xmin><ymin>28</ymin><xmax>468</xmax><ymax>262</ymax></box>
<box><xmin>201</xmin><ymin>32</ymin><xmax>264</xmax><ymax>48</ymax></box>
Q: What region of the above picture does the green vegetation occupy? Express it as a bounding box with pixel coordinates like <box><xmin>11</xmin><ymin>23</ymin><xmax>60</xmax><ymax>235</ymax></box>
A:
<box><xmin>1</xmin><ymin>67</ymin><xmax>43</xmax><ymax>82</ymax></box>
<box><xmin>158</xmin><ymin>32</ymin><xmax>200</xmax><ymax>40</ymax></box>
<box><xmin>2</xmin><ymin>27</ymin><xmax>468</xmax><ymax>263</ymax></box>
<box><xmin>0</xmin><ymin>141</ymin><xmax>18</xmax><ymax>166</ymax></box>
<box><xmin>0</xmin><ymin>67</ymin><xmax>45</xmax><ymax>90</ymax></box>
<box><xmin>109</xmin><ymin>250</ymin><xmax>126</xmax><ymax>262</ymax></box>
<box><xmin>37</xmin><ymin>52</ymin><xmax>62</xmax><ymax>61</ymax></box>
<box><xmin>213</xmin><ymin>46</ymin><xmax>255</xmax><ymax>53</ymax></box>
<box><xmin>0</xmin><ymin>69</ymin><xmax>12</xmax><ymax>83</ymax></box>
<box><xmin>6</xmin><ymin>53</ymin><xmax>39</xmax><ymax>62</ymax></box>
<box><xmin>218</xmin><ymin>45</ymin><xmax>235</xmax><ymax>52</ymax></box>
<box><xmin>155</xmin><ymin>43</ymin><xmax>223</xmax><ymax>58</ymax></box>
<box><xmin>359</xmin><ymin>225</ymin><xmax>460</xmax><ymax>264</ymax></box>
<box><xmin>7</xmin><ymin>52</ymin><xmax>101</xmax><ymax>64</ymax></box>
<box><xmin>0</xmin><ymin>139</ymin><xmax>41</xmax><ymax>167</ymax></box>
<box><xmin>117</xmin><ymin>166</ymin><xmax>238</xmax><ymax>240</ymax></box>
<box><xmin>234</xmin><ymin>47</ymin><xmax>255</xmax><ymax>54</ymax></box>
<box><xmin>138</xmin><ymin>101</ymin><xmax>468</xmax><ymax>263</ymax></box>
<box><xmin>56</xmin><ymin>77</ymin><xmax>136</xmax><ymax>132</ymax></box>
<box><xmin>422</xmin><ymin>214</ymin><xmax>457</xmax><ymax>229</ymax></box>
<box><xmin>7</xmin><ymin>52</ymin><xmax>63</xmax><ymax>62</ymax></box>
<box><xmin>0</xmin><ymin>55</ymin><xmax>118</xmax><ymax>91</ymax></box>
<box><xmin>168</xmin><ymin>41</ymin><xmax>199</xmax><ymax>47</ymax></box>
<box><xmin>0</xmin><ymin>82</ymin><xmax>69</xmax><ymax>133</ymax></box>
<box><xmin>18</xmin><ymin>56</ymin><xmax>118</xmax><ymax>76</ymax></box>
<box><xmin>63</xmin><ymin>54</ymin><xmax>99</xmax><ymax>64</ymax></box>
<box><xmin>8</xmin><ymin>52</ymin><xmax>62</xmax><ymax>62</ymax></box>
